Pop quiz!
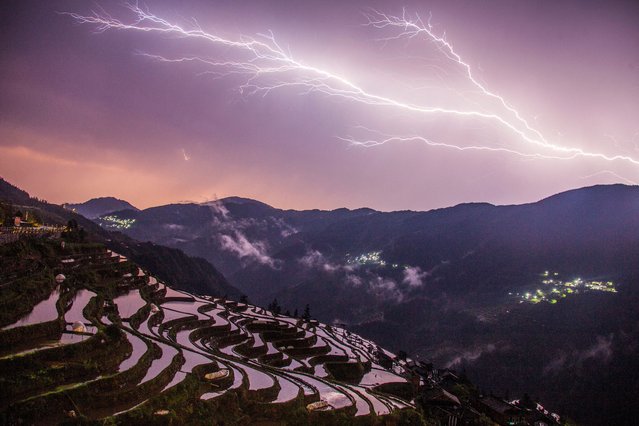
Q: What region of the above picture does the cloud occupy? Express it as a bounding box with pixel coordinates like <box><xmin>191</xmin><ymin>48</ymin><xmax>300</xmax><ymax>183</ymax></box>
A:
<box><xmin>402</xmin><ymin>266</ymin><xmax>428</xmax><ymax>288</ymax></box>
<box><xmin>163</xmin><ymin>223</ymin><xmax>185</xmax><ymax>231</ymax></box>
<box><xmin>208</xmin><ymin>201</ymin><xmax>230</xmax><ymax>221</ymax></box>
<box><xmin>543</xmin><ymin>352</ymin><xmax>568</xmax><ymax>374</ymax></box>
<box><xmin>369</xmin><ymin>276</ymin><xmax>403</xmax><ymax>302</ymax></box>
<box><xmin>544</xmin><ymin>334</ymin><xmax>614</xmax><ymax>375</ymax></box>
<box><xmin>280</xmin><ymin>229</ymin><xmax>296</xmax><ymax>237</ymax></box>
<box><xmin>219</xmin><ymin>231</ymin><xmax>277</xmax><ymax>267</ymax></box>
<box><xmin>345</xmin><ymin>274</ymin><xmax>363</xmax><ymax>287</ymax></box>
<box><xmin>445</xmin><ymin>343</ymin><xmax>497</xmax><ymax>368</ymax></box>
<box><xmin>299</xmin><ymin>249</ymin><xmax>431</xmax><ymax>302</ymax></box>
<box><xmin>298</xmin><ymin>249</ymin><xmax>402</xmax><ymax>301</ymax></box>
<box><xmin>206</xmin><ymin>202</ymin><xmax>282</xmax><ymax>268</ymax></box>
<box><xmin>298</xmin><ymin>249</ymin><xmax>341</xmax><ymax>272</ymax></box>
<box><xmin>208</xmin><ymin>202</ymin><xmax>297</xmax><ymax>238</ymax></box>
<box><xmin>462</xmin><ymin>250</ymin><xmax>476</xmax><ymax>259</ymax></box>
<box><xmin>578</xmin><ymin>335</ymin><xmax>613</xmax><ymax>363</ymax></box>
<box><xmin>299</xmin><ymin>250</ymin><xmax>325</xmax><ymax>267</ymax></box>
<box><xmin>272</xmin><ymin>217</ymin><xmax>298</xmax><ymax>237</ymax></box>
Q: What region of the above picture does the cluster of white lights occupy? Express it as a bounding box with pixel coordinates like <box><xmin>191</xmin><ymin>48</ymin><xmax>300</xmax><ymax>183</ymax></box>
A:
<box><xmin>345</xmin><ymin>252</ymin><xmax>405</xmax><ymax>269</ymax></box>
<box><xmin>346</xmin><ymin>251</ymin><xmax>387</xmax><ymax>266</ymax></box>
<box><xmin>100</xmin><ymin>215</ymin><xmax>136</xmax><ymax>230</ymax></box>
<box><xmin>511</xmin><ymin>271</ymin><xmax>617</xmax><ymax>305</ymax></box>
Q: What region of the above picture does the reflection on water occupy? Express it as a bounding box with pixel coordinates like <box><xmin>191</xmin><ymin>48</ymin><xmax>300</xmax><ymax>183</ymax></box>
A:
<box><xmin>114</xmin><ymin>290</ymin><xmax>147</xmax><ymax>319</ymax></box>
<box><xmin>4</xmin><ymin>287</ymin><xmax>61</xmax><ymax>330</ymax></box>
<box><xmin>118</xmin><ymin>331</ymin><xmax>148</xmax><ymax>372</ymax></box>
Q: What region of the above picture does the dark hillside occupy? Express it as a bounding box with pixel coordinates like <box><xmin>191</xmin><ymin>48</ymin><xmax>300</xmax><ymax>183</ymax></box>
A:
<box><xmin>0</xmin><ymin>178</ymin><xmax>239</xmax><ymax>298</ymax></box>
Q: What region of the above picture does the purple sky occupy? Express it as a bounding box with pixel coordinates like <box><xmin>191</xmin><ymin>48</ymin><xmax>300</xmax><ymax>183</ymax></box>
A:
<box><xmin>1</xmin><ymin>0</ymin><xmax>638</xmax><ymax>211</ymax></box>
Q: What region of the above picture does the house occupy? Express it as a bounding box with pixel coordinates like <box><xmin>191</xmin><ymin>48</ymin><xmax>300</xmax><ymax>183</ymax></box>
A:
<box><xmin>14</xmin><ymin>211</ymin><xmax>22</xmax><ymax>227</ymax></box>
<box><xmin>421</xmin><ymin>386</ymin><xmax>461</xmax><ymax>407</ymax></box>
<box><xmin>405</xmin><ymin>360</ymin><xmax>431</xmax><ymax>379</ymax></box>
<box><xmin>476</xmin><ymin>395</ymin><xmax>526</xmax><ymax>425</ymax></box>
<box><xmin>375</xmin><ymin>346</ymin><xmax>394</xmax><ymax>369</ymax></box>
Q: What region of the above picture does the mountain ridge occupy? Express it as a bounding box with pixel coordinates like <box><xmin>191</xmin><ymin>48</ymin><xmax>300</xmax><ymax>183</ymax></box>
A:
<box><xmin>86</xmin><ymin>182</ymin><xmax>639</xmax><ymax>424</ymax></box>
<box><xmin>64</xmin><ymin>196</ymin><xmax>139</xmax><ymax>219</ymax></box>
<box><xmin>69</xmin><ymin>183</ymin><xmax>639</xmax><ymax>217</ymax></box>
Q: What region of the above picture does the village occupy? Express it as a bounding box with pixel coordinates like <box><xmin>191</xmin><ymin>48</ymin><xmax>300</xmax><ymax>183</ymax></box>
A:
<box><xmin>513</xmin><ymin>271</ymin><xmax>617</xmax><ymax>305</ymax></box>
<box><xmin>0</xmin><ymin>203</ymin><xmax>66</xmax><ymax>245</ymax></box>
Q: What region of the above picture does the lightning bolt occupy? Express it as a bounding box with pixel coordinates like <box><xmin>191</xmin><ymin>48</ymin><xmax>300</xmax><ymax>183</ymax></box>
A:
<box><xmin>579</xmin><ymin>170</ymin><xmax>639</xmax><ymax>186</ymax></box>
<box><xmin>340</xmin><ymin>126</ymin><xmax>589</xmax><ymax>162</ymax></box>
<box><xmin>62</xmin><ymin>4</ymin><xmax>639</xmax><ymax>172</ymax></box>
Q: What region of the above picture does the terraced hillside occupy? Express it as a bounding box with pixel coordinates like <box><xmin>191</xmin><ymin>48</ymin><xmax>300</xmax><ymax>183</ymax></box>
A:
<box><xmin>0</xmin><ymin>238</ymin><xmax>423</xmax><ymax>425</ymax></box>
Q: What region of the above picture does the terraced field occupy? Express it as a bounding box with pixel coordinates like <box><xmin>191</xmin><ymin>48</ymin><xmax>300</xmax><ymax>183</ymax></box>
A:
<box><xmin>0</xmin><ymin>241</ymin><xmax>422</xmax><ymax>425</ymax></box>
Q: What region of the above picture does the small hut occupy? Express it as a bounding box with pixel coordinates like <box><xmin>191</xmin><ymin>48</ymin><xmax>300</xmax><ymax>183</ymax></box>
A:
<box><xmin>14</xmin><ymin>211</ymin><xmax>23</xmax><ymax>227</ymax></box>
<box><xmin>72</xmin><ymin>321</ymin><xmax>86</xmax><ymax>333</ymax></box>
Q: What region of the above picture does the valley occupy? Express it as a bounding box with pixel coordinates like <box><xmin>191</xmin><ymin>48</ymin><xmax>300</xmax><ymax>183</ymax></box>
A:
<box><xmin>86</xmin><ymin>184</ymin><xmax>639</xmax><ymax>424</ymax></box>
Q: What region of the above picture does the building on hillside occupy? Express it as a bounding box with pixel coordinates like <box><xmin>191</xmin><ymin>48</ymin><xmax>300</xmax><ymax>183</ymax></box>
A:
<box><xmin>476</xmin><ymin>395</ymin><xmax>526</xmax><ymax>425</ymax></box>
<box><xmin>375</xmin><ymin>346</ymin><xmax>394</xmax><ymax>369</ymax></box>
<box><xmin>14</xmin><ymin>211</ymin><xmax>22</xmax><ymax>227</ymax></box>
<box><xmin>421</xmin><ymin>387</ymin><xmax>461</xmax><ymax>407</ymax></box>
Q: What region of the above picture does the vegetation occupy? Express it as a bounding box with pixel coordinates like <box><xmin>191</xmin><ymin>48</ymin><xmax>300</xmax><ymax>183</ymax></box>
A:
<box><xmin>0</xmin><ymin>237</ymin><xmax>432</xmax><ymax>425</ymax></box>
<box><xmin>0</xmin><ymin>178</ymin><xmax>239</xmax><ymax>298</ymax></box>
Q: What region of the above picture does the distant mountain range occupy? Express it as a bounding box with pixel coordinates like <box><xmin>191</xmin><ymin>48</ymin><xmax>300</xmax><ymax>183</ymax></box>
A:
<box><xmin>64</xmin><ymin>197</ymin><xmax>139</xmax><ymax>219</ymax></box>
<box><xmin>83</xmin><ymin>184</ymin><xmax>639</xmax><ymax>424</ymax></box>
<box><xmin>91</xmin><ymin>184</ymin><xmax>639</xmax><ymax>301</ymax></box>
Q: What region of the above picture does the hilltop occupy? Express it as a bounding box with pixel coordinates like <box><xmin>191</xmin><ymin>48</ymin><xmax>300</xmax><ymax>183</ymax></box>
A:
<box><xmin>64</xmin><ymin>197</ymin><xmax>139</xmax><ymax>219</ymax></box>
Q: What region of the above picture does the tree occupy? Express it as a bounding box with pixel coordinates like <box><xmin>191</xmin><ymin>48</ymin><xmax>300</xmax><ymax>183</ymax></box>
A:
<box><xmin>302</xmin><ymin>304</ymin><xmax>311</xmax><ymax>321</ymax></box>
<box><xmin>30</xmin><ymin>210</ymin><xmax>42</xmax><ymax>225</ymax></box>
<box><xmin>293</xmin><ymin>308</ymin><xmax>298</xmax><ymax>318</ymax></box>
<box><xmin>267</xmin><ymin>299</ymin><xmax>281</xmax><ymax>315</ymax></box>
<box><xmin>239</xmin><ymin>294</ymin><xmax>248</xmax><ymax>304</ymax></box>
<box><xmin>520</xmin><ymin>393</ymin><xmax>535</xmax><ymax>409</ymax></box>
<box><xmin>1</xmin><ymin>202</ymin><xmax>14</xmax><ymax>226</ymax></box>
